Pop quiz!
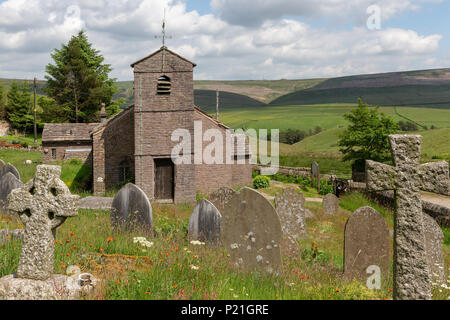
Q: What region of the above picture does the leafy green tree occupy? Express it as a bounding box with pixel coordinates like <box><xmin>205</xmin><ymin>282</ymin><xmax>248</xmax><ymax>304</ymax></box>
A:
<box><xmin>0</xmin><ymin>84</ymin><xmax>5</xmax><ymax>120</ymax></box>
<box><xmin>6</xmin><ymin>82</ymin><xmax>34</xmax><ymax>132</ymax></box>
<box><xmin>38</xmin><ymin>96</ymin><xmax>71</xmax><ymax>124</ymax></box>
<box><xmin>338</xmin><ymin>99</ymin><xmax>399</xmax><ymax>169</ymax></box>
<box><xmin>45</xmin><ymin>30</ymin><xmax>117</xmax><ymax>123</ymax></box>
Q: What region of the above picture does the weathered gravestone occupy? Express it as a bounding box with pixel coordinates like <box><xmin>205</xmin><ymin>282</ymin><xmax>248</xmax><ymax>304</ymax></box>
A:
<box><xmin>422</xmin><ymin>213</ymin><xmax>445</xmax><ymax>286</ymax></box>
<box><xmin>343</xmin><ymin>206</ymin><xmax>390</xmax><ymax>287</ymax></box>
<box><xmin>221</xmin><ymin>187</ymin><xmax>282</xmax><ymax>273</ymax></box>
<box><xmin>366</xmin><ymin>134</ymin><xmax>450</xmax><ymax>300</ymax></box>
<box><xmin>208</xmin><ymin>187</ymin><xmax>236</xmax><ymax>213</ymax></box>
<box><xmin>322</xmin><ymin>193</ymin><xmax>339</xmax><ymax>215</ymax></box>
<box><xmin>311</xmin><ymin>161</ymin><xmax>320</xmax><ymax>193</ymax></box>
<box><xmin>188</xmin><ymin>199</ymin><xmax>221</xmax><ymax>244</ymax></box>
<box><xmin>0</xmin><ymin>172</ymin><xmax>24</xmax><ymax>212</ymax></box>
<box><xmin>111</xmin><ymin>183</ymin><xmax>153</xmax><ymax>234</ymax></box>
<box><xmin>0</xmin><ymin>165</ymin><xmax>93</xmax><ymax>300</ymax></box>
<box><xmin>274</xmin><ymin>187</ymin><xmax>306</xmax><ymax>257</ymax></box>
<box><xmin>0</xmin><ymin>163</ymin><xmax>20</xmax><ymax>181</ymax></box>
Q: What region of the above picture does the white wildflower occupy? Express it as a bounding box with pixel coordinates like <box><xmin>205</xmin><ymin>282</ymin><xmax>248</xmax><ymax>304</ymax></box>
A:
<box><xmin>190</xmin><ymin>265</ymin><xmax>200</xmax><ymax>270</ymax></box>
<box><xmin>190</xmin><ymin>240</ymin><xmax>205</xmax><ymax>246</ymax></box>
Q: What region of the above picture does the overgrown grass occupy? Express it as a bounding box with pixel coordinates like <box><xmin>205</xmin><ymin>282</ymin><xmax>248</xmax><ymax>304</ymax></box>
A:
<box><xmin>0</xmin><ymin>201</ymin><xmax>401</xmax><ymax>300</ymax></box>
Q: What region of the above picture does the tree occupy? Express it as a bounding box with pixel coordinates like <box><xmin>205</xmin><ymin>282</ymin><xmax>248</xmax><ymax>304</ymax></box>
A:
<box><xmin>338</xmin><ymin>99</ymin><xmax>399</xmax><ymax>169</ymax></box>
<box><xmin>6</xmin><ymin>82</ymin><xmax>34</xmax><ymax>132</ymax></box>
<box><xmin>45</xmin><ymin>30</ymin><xmax>117</xmax><ymax>123</ymax></box>
<box><xmin>0</xmin><ymin>84</ymin><xmax>5</xmax><ymax>120</ymax></box>
<box><xmin>38</xmin><ymin>96</ymin><xmax>71</xmax><ymax>124</ymax></box>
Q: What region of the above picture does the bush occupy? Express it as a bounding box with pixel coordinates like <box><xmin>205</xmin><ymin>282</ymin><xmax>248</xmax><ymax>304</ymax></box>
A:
<box><xmin>69</xmin><ymin>158</ymin><xmax>82</xmax><ymax>165</ymax></box>
<box><xmin>21</xmin><ymin>142</ymin><xmax>28</xmax><ymax>148</ymax></box>
<box><xmin>318</xmin><ymin>180</ymin><xmax>334</xmax><ymax>195</ymax></box>
<box><xmin>253</xmin><ymin>175</ymin><xmax>270</xmax><ymax>189</ymax></box>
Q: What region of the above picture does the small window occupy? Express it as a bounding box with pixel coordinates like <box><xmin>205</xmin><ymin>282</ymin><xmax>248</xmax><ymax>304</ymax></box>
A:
<box><xmin>157</xmin><ymin>75</ymin><xmax>171</xmax><ymax>95</ymax></box>
<box><xmin>51</xmin><ymin>149</ymin><xmax>56</xmax><ymax>159</ymax></box>
<box><xmin>119</xmin><ymin>160</ymin><xmax>131</xmax><ymax>183</ymax></box>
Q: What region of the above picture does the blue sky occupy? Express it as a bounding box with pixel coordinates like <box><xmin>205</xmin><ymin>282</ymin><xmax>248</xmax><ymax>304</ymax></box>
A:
<box><xmin>0</xmin><ymin>0</ymin><xmax>448</xmax><ymax>80</ymax></box>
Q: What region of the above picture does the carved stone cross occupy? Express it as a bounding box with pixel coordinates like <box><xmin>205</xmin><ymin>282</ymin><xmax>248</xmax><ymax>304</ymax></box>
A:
<box><xmin>366</xmin><ymin>134</ymin><xmax>449</xmax><ymax>300</ymax></box>
<box><xmin>8</xmin><ymin>165</ymin><xmax>79</xmax><ymax>281</ymax></box>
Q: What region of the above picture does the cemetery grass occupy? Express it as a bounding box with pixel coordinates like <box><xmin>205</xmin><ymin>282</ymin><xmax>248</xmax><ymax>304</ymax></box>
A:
<box><xmin>2</xmin><ymin>192</ymin><xmax>448</xmax><ymax>300</ymax></box>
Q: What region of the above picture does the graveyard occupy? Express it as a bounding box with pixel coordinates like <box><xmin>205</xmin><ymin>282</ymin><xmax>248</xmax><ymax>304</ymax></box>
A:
<box><xmin>0</xmin><ymin>147</ymin><xmax>448</xmax><ymax>300</ymax></box>
<box><xmin>1</xmin><ymin>1</ymin><xmax>450</xmax><ymax>304</ymax></box>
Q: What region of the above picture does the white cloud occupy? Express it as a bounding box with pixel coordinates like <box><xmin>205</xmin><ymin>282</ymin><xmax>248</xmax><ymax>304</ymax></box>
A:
<box><xmin>0</xmin><ymin>0</ymin><xmax>444</xmax><ymax>82</ymax></box>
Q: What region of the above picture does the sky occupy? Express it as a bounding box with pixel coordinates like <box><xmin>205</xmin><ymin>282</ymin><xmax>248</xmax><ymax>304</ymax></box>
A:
<box><xmin>0</xmin><ymin>0</ymin><xmax>449</xmax><ymax>81</ymax></box>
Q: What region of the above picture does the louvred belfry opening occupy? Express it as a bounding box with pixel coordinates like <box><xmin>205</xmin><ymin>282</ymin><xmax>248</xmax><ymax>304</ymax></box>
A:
<box><xmin>157</xmin><ymin>75</ymin><xmax>171</xmax><ymax>95</ymax></box>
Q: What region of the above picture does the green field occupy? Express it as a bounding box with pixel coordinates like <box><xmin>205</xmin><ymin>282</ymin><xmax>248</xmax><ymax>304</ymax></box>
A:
<box><xmin>217</xmin><ymin>103</ymin><xmax>450</xmax><ymax>132</ymax></box>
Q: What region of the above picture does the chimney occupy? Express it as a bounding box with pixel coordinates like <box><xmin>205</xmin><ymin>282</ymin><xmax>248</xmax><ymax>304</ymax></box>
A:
<box><xmin>100</xmin><ymin>103</ymin><xmax>107</xmax><ymax>123</ymax></box>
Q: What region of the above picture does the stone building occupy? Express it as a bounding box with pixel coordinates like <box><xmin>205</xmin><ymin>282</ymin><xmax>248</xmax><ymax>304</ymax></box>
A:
<box><xmin>43</xmin><ymin>46</ymin><xmax>252</xmax><ymax>203</ymax></box>
<box><xmin>42</xmin><ymin>123</ymin><xmax>99</xmax><ymax>163</ymax></box>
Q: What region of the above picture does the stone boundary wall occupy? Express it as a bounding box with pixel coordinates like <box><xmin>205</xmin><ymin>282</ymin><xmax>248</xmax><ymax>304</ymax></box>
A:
<box><xmin>347</xmin><ymin>185</ymin><xmax>450</xmax><ymax>227</ymax></box>
<box><xmin>253</xmin><ymin>164</ymin><xmax>333</xmax><ymax>180</ymax></box>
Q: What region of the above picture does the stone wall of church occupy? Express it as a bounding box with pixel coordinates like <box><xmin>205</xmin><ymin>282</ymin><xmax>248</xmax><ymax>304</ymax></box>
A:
<box><xmin>93</xmin><ymin>107</ymin><xmax>135</xmax><ymax>194</ymax></box>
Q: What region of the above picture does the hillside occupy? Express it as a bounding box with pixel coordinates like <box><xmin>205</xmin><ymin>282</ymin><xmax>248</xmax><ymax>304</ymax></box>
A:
<box><xmin>271</xmin><ymin>68</ymin><xmax>450</xmax><ymax>108</ymax></box>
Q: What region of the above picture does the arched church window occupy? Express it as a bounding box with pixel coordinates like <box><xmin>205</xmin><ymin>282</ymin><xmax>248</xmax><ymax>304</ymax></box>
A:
<box><xmin>157</xmin><ymin>75</ymin><xmax>171</xmax><ymax>95</ymax></box>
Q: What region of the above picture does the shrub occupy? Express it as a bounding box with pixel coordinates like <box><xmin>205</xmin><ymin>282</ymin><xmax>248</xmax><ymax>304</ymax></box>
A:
<box><xmin>69</xmin><ymin>158</ymin><xmax>83</xmax><ymax>165</ymax></box>
<box><xmin>253</xmin><ymin>175</ymin><xmax>270</xmax><ymax>189</ymax></box>
<box><xmin>21</xmin><ymin>142</ymin><xmax>28</xmax><ymax>148</ymax></box>
<box><xmin>318</xmin><ymin>180</ymin><xmax>334</xmax><ymax>195</ymax></box>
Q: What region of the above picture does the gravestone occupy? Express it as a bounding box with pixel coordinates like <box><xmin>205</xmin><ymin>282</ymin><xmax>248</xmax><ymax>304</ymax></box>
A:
<box><xmin>343</xmin><ymin>206</ymin><xmax>390</xmax><ymax>285</ymax></box>
<box><xmin>366</xmin><ymin>134</ymin><xmax>450</xmax><ymax>300</ymax></box>
<box><xmin>0</xmin><ymin>163</ymin><xmax>20</xmax><ymax>181</ymax></box>
<box><xmin>221</xmin><ymin>187</ymin><xmax>282</xmax><ymax>273</ymax></box>
<box><xmin>422</xmin><ymin>213</ymin><xmax>445</xmax><ymax>286</ymax></box>
<box><xmin>0</xmin><ymin>172</ymin><xmax>24</xmax><ymax>212</ymax></box>
<box><xmin>322</xmin><ymin>193</ymin><xmax>339</xmax><ymax>215</ymax></box>
<box><xmin>208</xmin><ymin>187</ymin><xmax>236</xmax><ymax>213</ymax></box>
<box><xmin>188</xmin><ymin>199</ymin><xmax>221</xmax><ymax>244</ymax></box>
<box><xmin>111</xmin><ymin>183</ymin><xmax>153</xmax><ymax>234</ymax></box>
<box><xmin>0</xmin><ymin>165</ymin><xmax>94</xmax><ymax>300</ymax></box>
<box><xmin>311</xmin><ymin>161</ymin><xmax>320</xmax><ymax>193</ymax></box>
<box><xmin>274</xmin><ymin>187</ymin><xmax>306</xmax><ymax>257</ymax></box>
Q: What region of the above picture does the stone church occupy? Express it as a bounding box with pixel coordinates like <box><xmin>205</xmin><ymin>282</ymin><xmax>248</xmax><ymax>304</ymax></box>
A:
<box><xmin>42</xmin><ymin>46</ymin><xmax>252</xmax><ymax>203</ymax></box>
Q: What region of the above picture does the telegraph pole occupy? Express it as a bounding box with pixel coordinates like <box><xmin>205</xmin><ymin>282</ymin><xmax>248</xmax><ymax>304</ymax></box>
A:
<box><xmin>33</xmin><ymin>77</ymin><xmax>37</xmax><ymax>144</ymax></box>
<box><xmin>216</xmin><ymin>89</ymin><xmax>219</xmax><ymax>121</ymax></box>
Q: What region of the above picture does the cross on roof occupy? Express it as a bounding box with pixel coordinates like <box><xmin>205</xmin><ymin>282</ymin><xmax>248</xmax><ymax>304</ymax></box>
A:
<box><xmin>366</xmin><ymin>134</ymin><xmax>450</xmax><ymax>300</ymax></box>
<box><xmin>154</xmin><ymin>8</ymin><xmax>173</xmax><ymax>70</ymax></box>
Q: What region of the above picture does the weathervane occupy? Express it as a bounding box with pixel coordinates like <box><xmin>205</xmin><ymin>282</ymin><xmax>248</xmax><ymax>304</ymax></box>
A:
<box><xmin>154</xmin><ymin>8</ymin><xmax>172</xmax><ymax>70</ymax></box>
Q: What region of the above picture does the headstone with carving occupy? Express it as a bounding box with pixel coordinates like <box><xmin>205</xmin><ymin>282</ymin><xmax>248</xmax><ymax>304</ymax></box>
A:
<box><xmin>343</xmin><ymin>206</ymin><xmax>390</xmax><ymax>285</ymax></box>
<box><xmin>0</xmin><ymin>165</ymin><xmax>97</xmax><ymax>300</ymax></box>
<box><xmin>0</xmin><ymin>163</ymin><xmax>20</xmax><ymax>181</ymax></box>
<box><xmin>366</xmin><ymin>134</ymin><xmax>450</xmax><ymax>300</ymax></box>
<box><xmin>221</xmin><ymin>187</ymin><xmax>282</xmax><ymax>273</ymax></box>
<box><xmin>422</xmin><ymin>213</ymin><xmax>445</xmax><ymax>286</ymax></box>
<box><xmin>208</xmin><ymin>186</ymin><xmax>236</xmax><ymax>213</ymax></box>
<box><xmin>0</xmin><ymin>172</ymin><xmax>24</xmax><ymax>212</ymax></box>
<box><xmin>188</xmin><ymin>199</ymin><xmax>221</xmax><ymax>244</ymax></box>
<box><xmin>111</xmin><ymin>183</ymin><xmax>153</xmax><ymax>234</ymax></box>
<box><xmin>274</xmin><ymin>187</ymin><xmax>306</xmax><ymax>257</ymax></box>
<box><xmin>322</xmin><ymin>193</ymin><xmax>339</xmax><ymax>215</ymax></box>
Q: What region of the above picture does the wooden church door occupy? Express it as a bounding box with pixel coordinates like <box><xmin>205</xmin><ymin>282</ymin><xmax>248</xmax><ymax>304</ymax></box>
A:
<box><xmin>154</xmin><ymin>158</ymin><xmax>174</xmax><ymax>200</ymax></box>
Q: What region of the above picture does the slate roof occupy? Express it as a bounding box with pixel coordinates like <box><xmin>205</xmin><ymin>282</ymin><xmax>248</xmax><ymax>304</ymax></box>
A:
<box><xmin>42</xmin><ymin>123</ymin><xmax>100</xmax><ymax>142</ymax></box>
<box><xmin>130</xmin><ymin>46</ymin><xmax>197</xmax><ymax>68</ymax></box>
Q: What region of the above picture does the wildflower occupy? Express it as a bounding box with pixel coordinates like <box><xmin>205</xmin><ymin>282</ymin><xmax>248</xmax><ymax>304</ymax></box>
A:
<box><xmin>100</xmin><ymin>248</ymin><xmax>104</xmax><ymax>252</ymax></box>
<box><xmin>336</xmin><ymin>289</ymin><xmax>340</xmax><ymax>292</ymax></box>
<box><xmin>190</xmin><ymin>265</ymin><xmax>200</xmax><ymax>270</ymax></box>
<box><xmin>145</xmin><ymin>292</ymin><xmax>150</xmax><ymax>295</ymax></box>
<box><xmin>107</xmin><ymin>237</ymin><xmax>113</xmax><ymax>242</ymax></box>
<box><xmin>295</xmin><ymin>270</ymin><xmax>300</xmax><ymax>274</ymax></box>
<box><xmin>168</xmin><ymin>267</ymin><xmax>172</xmax><ymax>271</ymax></box>
<box><xmin>190</xmin><ymin>240</ymin><xmax>205</xmax><ymax>246</ymax></box>
<box><xmin>174</xmin><ymin>285</ymin><xmax>178</xmax><ymax>289</ymax></box>
<box><xmin>388</xmin><ymin>288</ymin><xmax>392</xmax><ymax>292</ymax></box>
<box><xmin>116</xmin><ymin>280</ymin><xmax>120</xmax><ymax>284</ymax></box>
<box><xmin>301</xmin><ymin>276</ymin><xmax>305</xmax><ymax>280</ymax></box>
<box><xmin>233</xmin><ymin>294</ymin><xmax>238</xmax><ymax>298</ymax></box>
<box><xmin>275</xmin><ymin>294</ymin><xmax>279</xmax><ymax>298</ymax></box>
<box><xmin>66</xmin><ymin>253</ymin><xmax>70</xmax><ymax>257</ymax></box>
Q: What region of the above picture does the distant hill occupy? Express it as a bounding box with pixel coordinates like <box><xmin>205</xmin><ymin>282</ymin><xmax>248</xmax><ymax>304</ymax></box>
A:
<box><xmin>193</xmin><ymin>90</ymin><xmax>266</xmax><ymax>113</ymax></box>
<box><xmin>271</xmin><ymin>68</ymin><xmax>450</xmax><ymax>108</ymax></box>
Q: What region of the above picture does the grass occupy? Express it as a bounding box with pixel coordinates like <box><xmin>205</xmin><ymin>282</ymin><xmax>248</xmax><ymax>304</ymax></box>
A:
<box><xmin>0</xmin><ymin>134</ymin><xmax>42</xmax><ymax>146</ymax></box>
<box><xmin>0</xmin><ymin>197</ymin><xmax>397</xmax><ymax>300</ymax></box>
<box><xmin>0</xmin><ymin>150</ymin><xmax>92</xmax><ymax>195</ymax></box>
